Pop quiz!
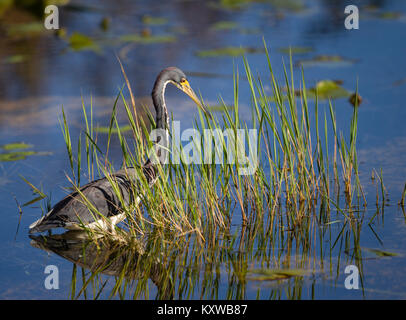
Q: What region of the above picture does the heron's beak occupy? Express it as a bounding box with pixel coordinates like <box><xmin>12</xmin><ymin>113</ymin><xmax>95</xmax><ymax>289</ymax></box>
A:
<box><xmin>178</xmin><ymin>80</ymin><xmax>212</xmax><ymax>118</ymax></box>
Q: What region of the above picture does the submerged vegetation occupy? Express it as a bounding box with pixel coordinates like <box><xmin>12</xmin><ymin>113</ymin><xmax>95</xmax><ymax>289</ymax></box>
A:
<box><xmin>0</xmin><ymin>142</ymin><xmax>51</xmax><ymax>162</ymax></box>
<box><xmin>297</xmin><ymin>55</ymin><xmax>357</xmax><ymax>68</ymax></box>
<box><xmin>24</xmin><ymin>44</ymin><xmax>385</xmax><ymax>299</ymax></box>
<box><xmin>196</xmin><ymin>46</ymin><xmax>264</xmax><ymax>58</ymax></box>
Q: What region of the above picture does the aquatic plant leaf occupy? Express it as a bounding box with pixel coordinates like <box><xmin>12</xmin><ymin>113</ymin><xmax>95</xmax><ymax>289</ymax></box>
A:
<box><xmin>378</xmin><ymin>11</ymin><xmax>403</xmax><ymax>20</ymax></box>
<box><xmin>214</xmin><ymin>0</ymin><xmax>305</xmax><ymax>11</ymax></box>
<box><xmin>278</xmin><ymin>46</ymin><xmax>313</xmax><ymax>55</ymax></box>
<box><xmin>69</xmin><ymin>32</ymin><xmax>101</xmax><ymax>53</ymax></box>
<box><xmin>297</xmin><ymin>55</ymin><xmax>356</xmax><ymax>68</ymax></box>
<box><xmin>297</xmin><ymin>80</ymin><xmax>352</xmax><ymax>100</ymax></box>
<box><xmin>141</xmin><ymin>15</ymin><xmax>168</xmax><ymax>25</ymax></box>
<box><xmin>210</xmin><ymin>21</ymin><xmax>238</xmax><ymax>31</ymax></box>
<box><xmin>268</xmin><ymin>0</ymin><xmax>305</xmax><ymax>12</ymax></box>
<box><xmin>0</xmin><ymin>151</ymin><xmax>36</xmax><ymax>162</ymax></box>
<box><xmin>248</xmin><ymin>268</ymin><xmax>309</xmax><ymax>281</ymax></box>
<box><xmin>217</xmin><ymin>0</ymin><xmax>253</xmax><ymax>10</ymax></box>
<box><xmin>22</xmin><ymin>195</ymin><xmax>46</xmax><ymax>207</ymax></box>
<box><xmin>0</xmin><ymin>151</ymin><xmax>52</xmax><ymax>162</ymax></box>
<box><xmin>365</xmin><ymin>248</ymin><xmax>399</xmax><ymax>257</ymax></box>
<box><xmin>196</xmin><ymin>46</ymin><xmax>263</xmax><ymax>58</ymax></box>
<box><xmin>1</xmin><ymin>142</ymin><xmax>33</xmax><ymax>150</ymax></box>
<box><xmin>119</xmin><ymin>34</ymin><xmax>176</xmax><ymax>44</ymax></box>
<box><xmin>0</xmin><ymin>139</ymin><xmax>51</xmax><ymax>162</ymax></box>
<box><xmin>20</xmin><ymin>175</ymin><xmax>47</xmax><ymax>198</ymax></box>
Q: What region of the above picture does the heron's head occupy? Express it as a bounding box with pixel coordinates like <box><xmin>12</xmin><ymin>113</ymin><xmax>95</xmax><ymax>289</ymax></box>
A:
<box><xmin>154</xmin><ymin>67</ymin><xmax>211</xmax><ymax>118</ymax></box>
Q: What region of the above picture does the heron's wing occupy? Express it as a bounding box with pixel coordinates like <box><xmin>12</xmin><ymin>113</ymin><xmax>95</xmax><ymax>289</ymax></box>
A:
<box><xmin>29</xmin><ymin>167</ymin><xmax>145</xmax><ymax>233</ymax></box>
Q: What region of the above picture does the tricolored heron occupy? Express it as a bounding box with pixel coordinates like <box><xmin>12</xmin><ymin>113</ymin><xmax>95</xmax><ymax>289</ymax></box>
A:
<box><xmin>29</xmin><ymin>67</ymin><xmax>209</xmax><ymax>234</ymax></box>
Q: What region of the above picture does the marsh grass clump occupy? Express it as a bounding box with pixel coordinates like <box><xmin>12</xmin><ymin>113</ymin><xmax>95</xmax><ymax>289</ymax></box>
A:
<box><xmin>25</xmin><ymin>42</ymin><xmax>374</xmax><ymax>298</ymax></box>
<box><xmin>46</xmin><ymin>42</ymin><xmax>365</xmax><ymax>242</ymax></box>
<box><xmin>26</xmin><ymin>44</ymin><xmax>371</xmax><ymax>299</ymax></box>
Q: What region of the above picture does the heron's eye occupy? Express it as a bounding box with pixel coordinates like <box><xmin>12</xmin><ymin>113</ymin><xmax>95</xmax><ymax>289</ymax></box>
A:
<box><xmin>180</xmin><ymin>78</ymin><xmax>187</xmax><ymax>85</ymax></box>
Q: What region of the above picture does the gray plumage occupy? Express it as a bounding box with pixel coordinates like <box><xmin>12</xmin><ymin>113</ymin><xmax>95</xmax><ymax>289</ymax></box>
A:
<box><xmin>29</xmin><ymin>163</ymin><xmax>156</xmax><ymax>233</ymax></box>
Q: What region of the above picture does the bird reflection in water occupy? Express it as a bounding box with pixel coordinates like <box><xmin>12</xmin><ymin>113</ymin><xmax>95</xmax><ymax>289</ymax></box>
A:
<box><xmin>29</xmin><ymin>230</ymin><xmax>174</xmax><ymax>299</ymax></box>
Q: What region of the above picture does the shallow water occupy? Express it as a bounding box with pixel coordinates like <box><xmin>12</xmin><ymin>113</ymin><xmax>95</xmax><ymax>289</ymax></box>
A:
<box><xmin>1</xmin><ymin>0</ymin><xmax>406</xmax><ymax>299</ymax></box>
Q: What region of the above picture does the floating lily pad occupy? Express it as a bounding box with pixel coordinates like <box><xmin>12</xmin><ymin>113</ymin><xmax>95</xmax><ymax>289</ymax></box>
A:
<box><xmin>196</xmin><ymin>46</ymin><xmax>263</xmax><ymax>58</ymax></box>
<box><xmin>95</xmin><ymin>125</ymin><xmax>133</xmax><ymax>134</ymax></box>
<box><xmin>210</xmin><ymin>21</ymin><xmax>238</xmax><ymax>31</ymax></box>
<box><xmin>298</xmin><ymin>80</ymin><xmax>352</xmax><ymax>100</ymax></box>
<box><xmin>0</xmin><ymin>143</ymin><xmax>51</xmax><ymax>162</ymax></box>
<box><xmin>209</xmin><ymin>21</ymin><xmax>259</xmax><ymax>34</ymax></box>
<box><xmin>0</xmin><ymin>151</ymin><xmax>51</xmax><ymax>162</ymax></box>
<box><xmin>68</xmin><ymin>32</ymin><xmax>101</xmax><ymax>53</ymax></box>
<box><xmin>141</xmin><ymin>15</ymin><xmax>168</xmax><ymax>25</ymax></box>
<box><xmin>0</xmin><ymin>151</ymin><xmax>36</xmax><ymax>162</ymax></box>
<box><xmin>278</xmin><ymin>46</ymin><xmax>313</xmax><ymax>55</ymax></box>
<box><xmin>213</xmin><ymin>0</ymin><xmax>305</xmax><ymax>11</ymax></box>
<box><xmin>268</xmin><ymin>0</ymin><xmax>306</xmax><ymax>12</ymax></box>
<box><xmin>1</xmin><ymin>142</ymin><xmax>33</xmax><ymax>150</ymax></box>
<box><xmin>297</xmin><ymin>55</ymin><xmax>356</xmax><ymax>68</ymax></box>
<box><xmin>248</xmin><ymin>268</ymin><xmax>308</xmax><ymax>281</ymax></box>
<box><xmin>119</xmin><ymin>34</ymin><xmax>176</xmax><ymax>44</ymax></box>
<box><xmin>264</xmin><ymin>81</ymin><xmax>351</xmax><ymax>103</ymax></box>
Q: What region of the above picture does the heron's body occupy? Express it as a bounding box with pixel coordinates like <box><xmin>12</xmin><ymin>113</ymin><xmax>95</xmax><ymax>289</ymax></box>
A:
<box><xmin>29</xmin><ymin>164</ymin><xmax>156</xmax><ymax>233</ymax></box>
<box><xmin>29</xmin><ymin>67</ymin><xmax>208</xmax><ymax>234</ymax></box>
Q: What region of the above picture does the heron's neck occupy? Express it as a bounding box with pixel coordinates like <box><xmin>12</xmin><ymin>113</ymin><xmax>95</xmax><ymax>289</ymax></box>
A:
<box><xmin>151</xmin><ymin>80</ymin><xmax>170</xmax><ymax>164</ymax></box>
<box><xmin>152</xmin><ymin>80</ymin><xmax>170</xmax><ymax>132</ymax></box>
